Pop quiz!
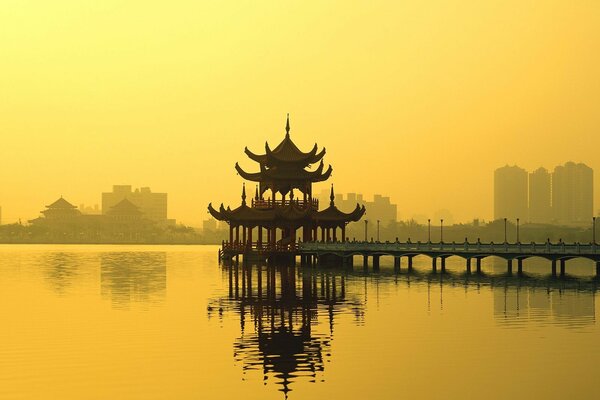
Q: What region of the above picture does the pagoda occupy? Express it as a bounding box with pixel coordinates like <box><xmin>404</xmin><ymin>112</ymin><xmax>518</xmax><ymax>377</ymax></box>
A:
<box><xmin>208</xmin><ymin>115</ymin><xmax>365</xmax><ymax>263</ymax></box>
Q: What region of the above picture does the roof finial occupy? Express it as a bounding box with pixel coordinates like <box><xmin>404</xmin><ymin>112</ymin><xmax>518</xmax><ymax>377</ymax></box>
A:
<box><xmin>241</xmin><ymin>183</ymin><xmax>247</xmax><ymax>205</ymax></box>
<box><xmin>285</xmin><ymin>113</ymin><xmax>290</xmax><ymax>137</ymax></box>
<box><xmin>330</xmin><ymin>184</ymin><xmax>335</xmax><ymax>206</ymax></box>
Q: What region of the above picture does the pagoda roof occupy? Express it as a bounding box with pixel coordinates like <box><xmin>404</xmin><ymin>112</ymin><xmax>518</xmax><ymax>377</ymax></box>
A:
<box><xmin>107</xmin><ymin>198</ymin><xmax>143</xmax><ymax>215</ymax></box>
<box><xmin>235</xmin><ymin>160</ymin><xmax>332</xmax><ymax>183</ymax></box>
<box><xmin>245</xmin><ymin>139</ymin><xmax>326</xmax><ymax>166</ymax></box>
<box><xmin>243</xmin><ymin>115</ymin><xmax>326</xmax><ymax>167</ymax></box>
<box><xmin>208</xmin><ymin>201</ymin><xmax>312</xmax><ymax>223</ymax></box>
<box><xmin>46</xmin><ymin>197</ymin><xmax>77</xmax><ymax>209</ymax></box>
<box><xmin>208</xmin><ymin>201</ymin><xmax>365</xmax><ymax>225</ymax></box>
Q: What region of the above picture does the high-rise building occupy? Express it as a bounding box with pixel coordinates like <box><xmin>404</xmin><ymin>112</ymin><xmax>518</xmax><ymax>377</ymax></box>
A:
<box><xmin>102</xmin><ymin>185</ymin><xmax>169</xmax><ymax>223</ymax></box>
<box><xmin>528</xmin><ymin>167</ymin><xmax>552</xmax><ymax>223</ymax></box>
<box><xmin>494</xmin><ymin>165</ymin><xmax>528</xmax><ymax>221</ymax></box>
<box><xmin>552</xmin><ymin>162</ymin><xmax>593</xmax><ymax>225</ymax></box>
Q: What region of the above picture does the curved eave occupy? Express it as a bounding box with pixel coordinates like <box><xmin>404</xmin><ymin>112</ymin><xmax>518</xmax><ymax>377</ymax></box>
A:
<box><xmin>244</xmin><ymin>147</ymin><xmax>267</xmax><ymax>164</ymax></box>
<box><xmin>208</xmin><ymin>203</ymin><xmax>226</xmax><ymax>221</ymax></box>
<box><xmin>235</xmin><ymin>162</ymin><xmax>263</xmax><ymax>182</ymax></box>
<box><xmin>310</xmin><ymin>164</ymin><xmax>333</xmax><ymax>182</ymax></box>
<box><xmin>307</xmin><ymin>147</ymin><xmax>326</xmax><ymax>164</ymax></box>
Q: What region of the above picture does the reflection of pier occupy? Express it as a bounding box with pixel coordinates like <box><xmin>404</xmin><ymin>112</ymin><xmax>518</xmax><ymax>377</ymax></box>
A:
<box><xmin>300</xmin><ymin>241</ymin><xmax>600</xmax><ymax>277</ymax></box>
<box><xmin>208</xmin><ymin>263</ymin><xmax>365</xmax><ymax>396</ymax></box>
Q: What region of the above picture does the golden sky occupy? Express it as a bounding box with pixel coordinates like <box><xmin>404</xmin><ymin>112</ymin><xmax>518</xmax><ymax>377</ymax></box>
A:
<box><xmin>1</xmin><ymin>1</ymin><xmax>599</xmax><ymax>225</ymax></box>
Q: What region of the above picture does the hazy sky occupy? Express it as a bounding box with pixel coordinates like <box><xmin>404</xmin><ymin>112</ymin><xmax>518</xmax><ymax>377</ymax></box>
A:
<box><xmin>1</xmin><ymin>1</ymin><xmax>599</xmax><ymax>225</ymax></box>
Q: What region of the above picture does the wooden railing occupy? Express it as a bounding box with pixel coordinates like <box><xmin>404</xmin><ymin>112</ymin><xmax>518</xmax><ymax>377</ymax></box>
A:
<box><xmin>251</xmin><ymin>198</ymin><xmax>319</xmax><ymax>209</ymax></box>
<box><xmin>222</xmin><ymin>241</ymin><xmax>298</xmax><ymax>253</ymax></box>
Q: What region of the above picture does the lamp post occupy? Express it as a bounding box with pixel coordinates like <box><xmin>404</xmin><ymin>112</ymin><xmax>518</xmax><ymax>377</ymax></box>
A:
<box><xmin>440</xmin><ymin>219</ymin><xmax>444</xmax><ymax>243</ymax></box>
<box><xmin>364</xmin><ymin>220</ymin><xmax>368</xmax><ymax>242</ymax></box>
<box><xmin>593</xmin><ymin>217</ymin><xmax>596</xmax><ymax>244</ymax></box>
<box><xmin>377</xmin><ymin>220</ymin><xmax>380</xmax><ymax>242</ymax></box>
<box><xmin>428</xmin><ymin>219</ymin><xmax>431</xmax><ymax>243</ymax></box>
<box><xmin>504</xmin><ymin>218</ymin><xmax>507</xmax><ymax>243</ymax></box>
<box><xmin>516</xmin><ymin>218</ymin><xmax>520</xmax><ymax>243</ymax></box>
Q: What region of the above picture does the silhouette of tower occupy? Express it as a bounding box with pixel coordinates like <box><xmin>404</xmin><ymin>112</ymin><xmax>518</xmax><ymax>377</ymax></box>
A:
<box><xmin>494</xmin><ymin>165</ymin><xmax>528</xmax><ymax>221</ymax></box>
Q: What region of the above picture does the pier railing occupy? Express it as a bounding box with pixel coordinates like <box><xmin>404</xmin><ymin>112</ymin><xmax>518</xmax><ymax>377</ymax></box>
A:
<box><xmin>299</xmin><ymin>241</ymin><xmax>600</xmax><ymax>257</ymax></box>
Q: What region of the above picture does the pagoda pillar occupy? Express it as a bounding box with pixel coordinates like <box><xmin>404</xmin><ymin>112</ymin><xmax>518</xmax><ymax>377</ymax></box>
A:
<box><xmin>242</xmin><ymin>225</ymin><xmax>247</xmax><ymax>245</ymax></box>
<box><xmin>327</xmin><ymin>228</ymin><xmax>331</xmax><ymax>242</ymax></box>
<box><xmin>248</xmin><ymin>226</ymin><xmax>253</xmax><ymax>247</ymax></box>
<box><xmin>235</xmin><ymin>226</ymin><xmax>240</xmax><ymax>244</ymax></box>
<box><xmin>321</xmin><ymin>227</ymin><xmax>325</xmax><ymax>242</ymax></box>
<box><xmin>229</xmin><ymin>225</ymin><xmax>233</xmax><ymax>244</ymax></box>
<box><xmin>258</xmin><ymin>226</ymin><xmax>263</xmax><ymax>247</ymax></box>
<box><xmin>333</xmin><ymin>227</ymin><xmax>337</xmax><ymax>242</ymax></box>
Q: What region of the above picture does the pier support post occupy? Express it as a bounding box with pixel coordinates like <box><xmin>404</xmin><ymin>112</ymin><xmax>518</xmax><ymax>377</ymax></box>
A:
<box><xmin>345</xmin><ymin>256</ymin><xmax>354</xmax><ymax>269</ymax></box>
<box><xmin>394</xmin><ymin>256</ymin><xmax>401</xmax><ymax>272</ymax></box>
<box><xmin>476</xmin><ymin>258</ymin><xmax>482</xmax><ymax>273</ymax></box>
<box><xmin>363</xmin><ymin>255</ymin><xmax>368</xmax><ymax>270</ymax></box>
<box><xmin>466</xmin><ymin>258</ymin><xmax>471</xmax><ymax>273</ymax></box>
<box><xmin>441</xmin><ymin>257</ymin><xmax>446</xmax><ymax>272</ymax></box>
<box><xmin>373</xmin><ymin>255</ymin><xmax>380</xmax><ymax>271</ymax></box>
<box><xmin>507</xmin><ymin>259</ymin><xmax>513</xmax><ymax>275</ymax></box>
<box><xmin>432</xmin><ymin>257</ymin><xmax>437</xmax><ymax>272</ymax></box>
<box><xmin>560</xmin><ymin>259</ymin><xmax>566</xmax><ymax>277</ymax></box>
<box><xmin>596</xmin><ymin>261</ymin><xmax>600</xmax><ymax>278</ymax></box>
<box><xmin>551</xmin><ymin>260</ymin><xmax>557</xmax><ymax>276</ymax></box>
<box><xmin>517</xmin><ymin>259</ymin><xmax>523</xmax><ymax>274</ymax></box>
<box><xmin>408</xmin><ymin>256</ymin><xmax>413</xmax><ymax>271</ymax></box>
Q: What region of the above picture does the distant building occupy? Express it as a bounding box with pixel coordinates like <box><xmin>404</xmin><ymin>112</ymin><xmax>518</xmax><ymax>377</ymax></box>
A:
<box><xmin>102</xmin><ymin>185</ymin><xmax>171</xmax><ymax>223</ymax></box>
<box><xmin>529</xmin><ymin>167</ymin><xmax>552</xmax><ymax>223</ymax></box>
<box><xmin>318</xmin><ymin>190</ymin><xmax>397</xmax><ymax>226</ymax></box>
<box><xmin>79</xmin><ymin>204</ymin><xmax>101</xmax><ymax>215</ymax></box>
<box><xmin>41</xmin><ymin>197</ymin><xmax>81</xmax><ymax>219</ymax></box>
<box><xmin>106</xmin><ymin>198</ymin><xmax>143</xmax><ymax>222</ymax></box>
<box><xmin>494</xmin><ymin>165</ymin><xmax>528</xmax><ymax>221</ymax></box>
<box><xmin>552</xmin><ymin>162</ymin><xmax>593</xmax><ymax>225</ymax></box>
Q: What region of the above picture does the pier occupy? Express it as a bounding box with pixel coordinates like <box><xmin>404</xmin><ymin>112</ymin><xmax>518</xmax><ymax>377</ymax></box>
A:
<box><xmin>297</xmin><ymin>240</ymin><xmax>600</xmax><ymax>277</ymax></box>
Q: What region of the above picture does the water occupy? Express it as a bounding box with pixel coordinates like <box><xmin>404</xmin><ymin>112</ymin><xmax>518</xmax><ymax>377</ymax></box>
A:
<box><xmin>0</xmin><ymin>245</ymin><xmax>598</xmax><ymax>399</ymax></box>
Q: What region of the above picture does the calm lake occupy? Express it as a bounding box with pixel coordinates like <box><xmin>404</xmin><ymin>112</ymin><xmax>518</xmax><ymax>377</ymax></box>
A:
<box><xmin>1</xmin><ymin>245</ymin><xmax>598</xmax><ymax>399</ymax></box>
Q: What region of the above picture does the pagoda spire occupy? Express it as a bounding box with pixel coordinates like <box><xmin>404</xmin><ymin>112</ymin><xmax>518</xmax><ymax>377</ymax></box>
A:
<box><xmin>255</xmin><ymin>185</ymin><xmax>259</xmax><ymax>200</ymax></box>
<box><xmin>241</xmin><ymin>183</ymin><xmax>247</xmax><ymax>205</ymax></box>
<box><xmin>330</xmin><ymin>184</ymin><xmax>335</xmax><ymax>206</ymax></box>
<box><xmin>285</xmin><ymin>113</ymin><xmax>290</xmax><ymax>137</ymax></box>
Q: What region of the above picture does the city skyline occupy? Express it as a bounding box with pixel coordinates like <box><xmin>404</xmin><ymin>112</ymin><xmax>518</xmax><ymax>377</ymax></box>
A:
<box><xmin>495</xmin><ymin>162</ymin><xmax>594</xmax><ymax>226</ymax></box>
<box><xmin>2</xmin><ymin>2</ymin><xmax>600</xmax><ymax>226</ymax></box>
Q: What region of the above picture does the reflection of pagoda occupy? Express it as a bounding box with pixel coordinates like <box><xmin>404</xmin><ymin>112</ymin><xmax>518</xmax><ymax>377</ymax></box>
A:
<box><xmin>208</xmin><ymin>115</ymin><xmax>365</xmax><ymax>263</ymax></box>
<box><xmin>208</xmin><ymin>264</ymin><xmax>365</xmax><ymax>396</ymax></box>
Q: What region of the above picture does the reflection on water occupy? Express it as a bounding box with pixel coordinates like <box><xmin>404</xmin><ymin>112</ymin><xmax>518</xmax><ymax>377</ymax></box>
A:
<box><xmin>101</xmin><ymin>252</ymin><xmax>167</xmax><ymax>308</ymax></box>
<box><xmin>494</xmin><ymin>285</ymin><xmax>595</xmax><ymax>328</ymax></box>
<box><xmin>2</xmin><ymin>246</ymin><xmax>599</xmax><ymax>399</ymax></box>
<box><xmin>208</xmin><ymin>264</ymin><xmax>366</xmax><ymax>396</ymax></box>
<box><xmin>209</xmin><ymin>261</ymin><xmax>598</xmax><ymax>396</ymax></box>
<box><xmin>42</xmin><ymin>252</ymin><xmax>81</xmax><ymax>294</ymax></box>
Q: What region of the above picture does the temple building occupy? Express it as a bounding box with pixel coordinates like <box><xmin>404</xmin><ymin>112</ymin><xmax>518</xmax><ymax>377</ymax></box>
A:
<box><xmin>41</xmin><ymin>197</ymin><xmax>81</xmax><ymax>219</ymax></box>
<box><xmin>208</xmin><ymin>116</ymin><xmax>366</xmax><ymax>262</ymax></box>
